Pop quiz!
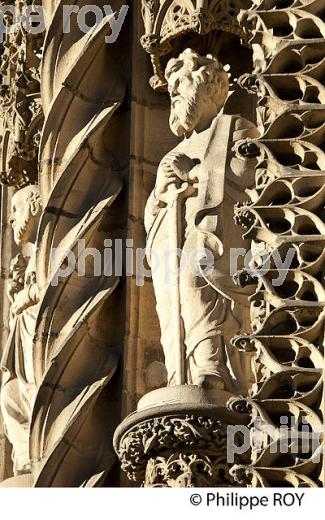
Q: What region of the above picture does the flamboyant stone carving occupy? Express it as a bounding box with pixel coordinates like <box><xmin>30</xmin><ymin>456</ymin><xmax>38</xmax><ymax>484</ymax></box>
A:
<box><xmin>116</xmin><ymin>408</ymin><xmax>248</xmax><ymax>487</ymax></box>
<box><xmin>114</xmin><ymin>388</ymin><xmax>251</xmax><ymax>487</ymax></box>
<box><xmin>141</xmin><ymin>0</ymin><xmax>250</xmax><ymax>90</ymax></box>
<box><xmin>0</xmin><ymin>0</ymin><xmax>323</xmax><ymax>489</ymax></box>
<box><xmin>115</xmin><ymin>0</ymin><xmax>324</xmax><ymax>490</ymax></box>
<box><xmin>144</xmin><ymin>48</ymin><xmax>258</xmax><ymax>389</ymax></box>
<box><xmin>0</xmin><ymin>0</ymin><xmax>43</xmax><ymax>188</ymax></box>
<box><xmin>231</xmin><ymin>0</ymin><xmax>325</xmax><ymax>488</ymax></box>
<box><xmin>0</xmin><ymin>0</ymin><xmax>130</xmax><ymax>487</ymax></box>
<box><xmin>25</xmin><ymin>0</ymin><xmax>128</xmax><ymax>487</ymax></box>
<box><xmin>1</xmin><ymin>185</ymin><xmax>41</xmax><ymax>475</ymax></box>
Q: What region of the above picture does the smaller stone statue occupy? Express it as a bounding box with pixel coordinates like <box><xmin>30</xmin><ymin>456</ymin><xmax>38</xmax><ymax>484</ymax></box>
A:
<box><xmin>1</xmin><ymin>184</ymin><xmax>41</xmax><ymax>474</ymax></box>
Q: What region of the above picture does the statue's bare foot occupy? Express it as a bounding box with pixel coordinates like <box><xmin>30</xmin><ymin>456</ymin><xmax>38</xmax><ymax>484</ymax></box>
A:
<box><xmin>195</xmin><ymin>373</ymin><xmax>225</xmax><ymax>390</ymax></box>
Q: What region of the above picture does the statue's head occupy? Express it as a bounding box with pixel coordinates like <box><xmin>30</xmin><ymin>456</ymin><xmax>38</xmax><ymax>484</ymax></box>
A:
<box><xmin>165</xmin><ymin>48</ymin><xmax>229</xmax><ymax>137</ymax></box>
<box><xmin>9</xmin><ymin>185</ymin><xmax>42</xmax><ymax>246</ymax></box>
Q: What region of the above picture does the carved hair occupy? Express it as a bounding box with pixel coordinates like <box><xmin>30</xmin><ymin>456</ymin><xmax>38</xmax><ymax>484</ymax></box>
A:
<box><xmin>19</xmin><ymin>184</ymin><xmax>41</xmax><ymax>209</ymax></box>
<box><xmin>18</xmin><ymin>184</ymin><xmax>42</xmax><ymax>215</ymax></box>
<box><xmin>165</xmin><ymin>48</ymin><xmax>229</xmax><ymax>113</ymax></box>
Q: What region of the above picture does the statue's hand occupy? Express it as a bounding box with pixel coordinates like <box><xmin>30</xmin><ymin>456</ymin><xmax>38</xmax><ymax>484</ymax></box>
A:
<box><xmin>155</xmin><ymin>152</ymin><xmax>198</xmax><ymax>201</ymax></box>
<box><xmin>12</xmin><ymin>291</ymin><xmax>28</xmax><ymax>315</ymax></box>
<box><xmin>11</xmin><ymin>288</ymin><xmax>34</xmax><ymax>315</ymax></box>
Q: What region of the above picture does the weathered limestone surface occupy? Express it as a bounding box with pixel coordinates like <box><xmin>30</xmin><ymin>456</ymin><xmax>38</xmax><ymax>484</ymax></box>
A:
<box><xmin>116</xmin><ymin>0</ymin><xmax>324</xmax><ymax>488</ymax></box>
<box><xmin>0</xmin><ymin>0</ymin><xmax>323</xmax><ymax>487</ymax></box>
<box><xmin>0</xmin><ymin>0</ymin><xmax>131</xmax><ymax>487</ymax></box>
<box><xmin>232</xmin><ymin>0</ymin><xmax>325</xmax><ymax>487</ymax></box>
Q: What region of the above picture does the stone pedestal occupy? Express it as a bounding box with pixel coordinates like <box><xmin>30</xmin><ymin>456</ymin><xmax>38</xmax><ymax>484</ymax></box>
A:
<box><xmin>0</xmin><ymin>473</ymin><xmax>32</xmax><ymax>488</ymax></box>
<box><xmin>114</xmin><ymin>386</ymin><xmax>250</xmax><ymax>487</ymax></box>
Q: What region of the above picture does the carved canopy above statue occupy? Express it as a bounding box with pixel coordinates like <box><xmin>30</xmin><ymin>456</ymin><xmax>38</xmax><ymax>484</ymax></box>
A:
<box><xmin>141</xmin><ymin>0</ymin><xmax>250</xmax><ymax>90</ymax></box>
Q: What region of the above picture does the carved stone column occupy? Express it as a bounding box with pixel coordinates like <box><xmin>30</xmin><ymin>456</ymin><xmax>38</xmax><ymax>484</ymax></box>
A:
<box><xmin>0</xmin><ymin>0</ymin><xmax>44</xmax><ymax>484</ymax></box>
<box><xmin>0</xmin><ymin>0</ymin><xmax>131</xmax><ymax>487</ymax></box>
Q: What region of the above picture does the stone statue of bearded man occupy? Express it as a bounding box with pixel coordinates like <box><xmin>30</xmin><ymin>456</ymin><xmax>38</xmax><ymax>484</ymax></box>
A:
<box><xmin>145</xmin><ymin>49</ymin><xmax>259</xmax><ymax>391</ymax></box>
<box><xmin>1</xmin><ymin>185</ymin><xmax>41</xmax><ymax>475</ymax></box>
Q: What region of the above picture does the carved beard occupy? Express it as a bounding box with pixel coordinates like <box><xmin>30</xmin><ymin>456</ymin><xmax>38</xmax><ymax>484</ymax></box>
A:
<box><xmin>13</xmin><ymin>212</ymin><xmax>30</xmax><ymax>246</ymax></box>
<box><xmin>169</xmin><ymin>93</ymin><xmax>200</xmax><ymax>137</ymax></box>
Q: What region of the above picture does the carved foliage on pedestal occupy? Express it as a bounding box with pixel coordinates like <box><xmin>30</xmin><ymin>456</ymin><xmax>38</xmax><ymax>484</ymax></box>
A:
<box><xmin>146</xmin><ymin>454</ymin><xmax>225</xmax><ymax>487</ymax></box>
<box><xmin>116</xmin><ymin>413</ymin><xmax>248</xmax><ymax>487</ymax></box>
<box><xmin>233</xmin><ymin>0</ymin><xmax>324</xmax><ymax>487</ymax></box>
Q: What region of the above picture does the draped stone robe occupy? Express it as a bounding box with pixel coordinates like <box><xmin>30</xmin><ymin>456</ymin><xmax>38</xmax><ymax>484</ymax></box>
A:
<box><xmin>0</xmin><ymin>253</ymin><xmax>39</xmax><ymax>474</ymax></box>
<box><xmin>145</xmin><ymin>114</ymin><xmax>259</xmax><ymax>389</ymax></box>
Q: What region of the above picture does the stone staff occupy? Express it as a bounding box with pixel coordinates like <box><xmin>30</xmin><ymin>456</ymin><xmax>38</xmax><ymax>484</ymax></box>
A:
<box><xmin>159</xmin><ymin>181</ymin><xmax>191</xmax><ymax>385</ymax></box>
